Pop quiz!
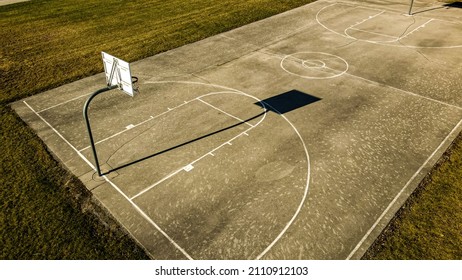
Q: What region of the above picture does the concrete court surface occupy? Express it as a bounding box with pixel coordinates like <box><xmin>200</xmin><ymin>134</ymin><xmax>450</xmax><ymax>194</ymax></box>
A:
<box><xmin>0</xmin><ymin>0</ymin><xmax>30</xmax><ymax>7</ymax></box>
<box><xmin>12</xmin><ymin>0</ymin><xmax>462</xmax><ymax>259</ymax></box>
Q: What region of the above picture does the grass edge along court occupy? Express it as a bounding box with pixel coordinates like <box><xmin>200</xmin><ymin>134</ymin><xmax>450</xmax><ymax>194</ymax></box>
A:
<box><xmin>1</xmin><ymin>0</ymin><xmax>462</xmax><ymax>259</ymax></box>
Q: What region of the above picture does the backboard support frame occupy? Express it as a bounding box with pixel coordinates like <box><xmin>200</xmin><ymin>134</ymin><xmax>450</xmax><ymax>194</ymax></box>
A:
<box><xmin>83</xmin><ymin>52</ymin><xmax>136</xmax><ymax>176</ymax></box>
<box><xmin>102</xmin><ymin>51</ymin><xmax>136</xmax><ymax>97</ymax></box>
<box><xmin>83</xmin><ymin>85</ymin><xmax>118</xmax><ymax>176</ymax></box>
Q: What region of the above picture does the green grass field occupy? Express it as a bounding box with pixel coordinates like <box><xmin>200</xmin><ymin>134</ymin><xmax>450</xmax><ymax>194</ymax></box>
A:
<box><xmin>363</xmin><ymin>132</ymin><xmax>462</xmax><ymax>259</ymax></box>
<box><xmin>1</xmin><ymin>0</ymin><xmax>461</xmax><ymax>259</ymax></box>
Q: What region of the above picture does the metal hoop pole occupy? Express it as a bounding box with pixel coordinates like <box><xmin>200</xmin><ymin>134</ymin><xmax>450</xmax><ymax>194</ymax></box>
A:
<box><xmin>409</xmin><ymin>0</ymin><xmax>415</xmax><ymax>15</ymax></box>
<box><xmin>83</xmin><ymin>85</ymin><xmax>118</xmax><ymax>176</ymax></box>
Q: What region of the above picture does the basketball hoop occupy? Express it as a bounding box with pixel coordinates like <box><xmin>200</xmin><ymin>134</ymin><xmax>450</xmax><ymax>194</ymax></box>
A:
<box><xmin>84</xmin><ymin>53</ymin><xmax>139</xmax><ymax>176</ymax></box>
<box><xmin>131</xmin><ymin>76</ymin><xmax>139</xmax><ymax>94</ymax></box>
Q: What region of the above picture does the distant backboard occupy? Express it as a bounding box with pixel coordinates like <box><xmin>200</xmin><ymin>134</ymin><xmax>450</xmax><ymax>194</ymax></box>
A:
<box><xmin>101</xmin><ymin>52</ymin><xmax>135</xmax><ymax>96</ymax></box>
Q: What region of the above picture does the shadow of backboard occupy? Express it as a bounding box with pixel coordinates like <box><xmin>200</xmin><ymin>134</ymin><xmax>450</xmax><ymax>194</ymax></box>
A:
<box><xmin>413</xmin><ymin>1</ymin><xmax>462</xmax><ymax>15</ymax></box>
<box><xmin>255</xmin><ymin>89</ymin><xmax>321</xmax><ymax>114</ymax></box>
<box><xmin>444</xmin><ymin>2</ymin><xmax>462</xmax><ymax>8</ymax></box>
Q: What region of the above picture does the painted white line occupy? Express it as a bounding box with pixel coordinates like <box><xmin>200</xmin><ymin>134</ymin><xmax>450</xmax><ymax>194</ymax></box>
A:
<box><xmin>105</xmin><ymin>176</ymin><xmax>194</xmax><ymax>260</ymax></box>
<box><xmin>197</xmin><ymin>98</ymin><xmax>255</xmax><ymax>128</ymax></box>
<box><xmin>30</xmin><ymin>79</ymin><xmax>313</xmax><ymax>259</ymax></box>
<box><xmin>344</xmin><ymin>10</ymin><xmax>384</xmax><ymax>39</ymax></box>
<box><xmin>349</xmin><ymin>27</ymin><xmax>399</xmax><ymax>39</ymax></box>
<box><xmin>187</xmin><ymin>113</ymin><xmax>267</xmax><ymax>169</ymax></box>
<box><xmin>343</xmin><ymin>72</ymin><xmax>462</xmax><ymax>111</ymax></box>
<box><xmin>79</xmin><ymin>99</ymin><xmax>197</xmax><ymax>151</ymax></box>
<box><xmin>316</xmin><ymin>3</ymin><xmax>358</xmax><ymax>40</ymax></box>
<box><xmin>399</xmin><ymin>19</ymin><xmax>433</xmax><ymax>40</ymax></box>
<box><xmin>130</xmin><ymin>93</ymin><xmax>268</xmax><ymax>201</ymax></box>
<box><xmin>256</xmin><ymin>101</ymin><xmax>311</xmax><ymax>260</ymax></box>
<box><xmin>347</xmin><ymin>117</ymin><xmax>462</xmax><ymax>259</ymax></box>
<box><xmin>316</xmin><ymin>2</ymin><xmax>462</xmax><ymax>49</ymax></box>
<box><xmin>24</xmin><ymin>101</ymin><xmax>95</xmax><ymax>169</ymax></box>
<box><xmin>127</xmin><ymin>82</ymin><xmax>310</xmax><ymax>260</ymax></box>
<box><xmin>130</xmin><ymin>169</ymin><xmax>184</xmax><ymax>201</ymax></box>
<box><xmin>184</xmin><ymin>164</ymin><xmax>194</xmax><ymax>172</ymax></box>
<box><xmin>79</xmin><ymin>115</ymin><xmax>155</xmax><ymax>152</ymax></box>
<box><xmin>37</xmin><ymin>92</ymin><xmax>93</xmax><ymax>113</ymax></box>
<box><xmin>23</xmin><ymin>100</ymin><xmax>193</xmax><ymax>260</ymax></box>
<box><xmin>280</xmin><ymin>52</ymin><xmax>349</xmax><ymax>80</ymax></box>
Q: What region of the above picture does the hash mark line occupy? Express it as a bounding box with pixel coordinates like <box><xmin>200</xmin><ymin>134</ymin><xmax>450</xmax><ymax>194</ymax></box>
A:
<box><xmin>37</xmin><ymin>92</ymin><xmax>93</xmax><ymax>113</ymax></box>
<box><xmin>129</xmin><ymin>99</ymin><xmax>268</xmax><ymax>201</ymax></box>
<box><xmin>131</xmin><ymin>111</ymin><xmax>267</xmax><ymax>200</ymax></box>
<box><xmin>197</xmin><ymin>98</ymin><xmax>255</xmax><ymax>128</ymax></box>
<box><xmin>79</xmin><ymin>99</ymin><xmax>197</xmax><ymax>151</ymax></box>
<box><xmin>188</xmin><ymin>111</ymin><xmax>267</xmax><ymax>168</ymax></box>
<box><xmin>141</xmin><ymin>80</ymin><xmax>311</xmax><ymax>259</ymax></box>
<box><xmin>23</xmin><ymin>100</ymin><xmax>193</xmax><ymax>260</ymax></box>
<box><xmin>79</xmin><ymin>116</ymin><xmax>154</xmax><ymax>152</ymax></box>
<box><xmin>399</xmin><ymin>19</ymin><xmax>433</xmax><ymax>40</ymax></box>
<box><xmin>347</xmin><ymin>117</ymin><xmax>462</xmax><ymax>259</ymax></box>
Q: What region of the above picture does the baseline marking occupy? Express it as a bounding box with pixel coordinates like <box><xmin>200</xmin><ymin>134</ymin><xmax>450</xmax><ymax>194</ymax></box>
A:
<box><xmin>24</xmin><ymin>80</ymin><xmax>312</xmax><ymax>260</ymax></box>
<box><xmin>347</xmin><ymin>117</ymin><xmax>462</xmax><ymax>259</ymax></box>
<box><xmin>37</xmin><ymin>92</ymin><xmax>93</xmax><ymax>113</ymax></box>
<box><xmin>23</xmin><ymin>100</ymin><xmax>194</xmax><ymax>260</ymax></box>
<box><xmin>24</xmin><ymin>101</ymin><xmax>95</xmax><ymax>169</ymax></box>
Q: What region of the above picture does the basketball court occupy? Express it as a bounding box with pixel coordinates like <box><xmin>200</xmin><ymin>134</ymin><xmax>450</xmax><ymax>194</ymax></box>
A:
<box><xmin>12</xmin><ymin>0</ymin><xmax>462</xmax><ymax>259</ymax></box>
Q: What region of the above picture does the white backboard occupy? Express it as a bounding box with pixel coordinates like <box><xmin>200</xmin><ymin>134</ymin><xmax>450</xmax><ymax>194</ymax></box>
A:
<box><xmin>102</xmin><ymin>52</ymin><xmax>135</xmax><ymax>96</ymax></box>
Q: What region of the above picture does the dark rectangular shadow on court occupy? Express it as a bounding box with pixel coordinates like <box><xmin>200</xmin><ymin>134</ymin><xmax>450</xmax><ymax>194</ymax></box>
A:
<box><xmin>255</xmin><ymin>89</ymin><xmax>321</xmax><ymax>114</ymax></box>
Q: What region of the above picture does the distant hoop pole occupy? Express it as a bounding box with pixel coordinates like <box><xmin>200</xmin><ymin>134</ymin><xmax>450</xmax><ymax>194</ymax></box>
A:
<box><xmin>83</xmin><ymin>85</ymin><xmax>118</xmax><ymax>176</ymax></box>
<box><xmin>408</xmin><ymin>0</ymin><xmax>415</xmax><ymax>15</ymax></box>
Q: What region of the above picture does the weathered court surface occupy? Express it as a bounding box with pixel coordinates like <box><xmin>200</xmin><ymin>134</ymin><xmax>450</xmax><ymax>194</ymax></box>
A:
<box><xmin>13</xmin><ymin>0</ymin><xmax>462</xmax><ymax>259</ymax></box>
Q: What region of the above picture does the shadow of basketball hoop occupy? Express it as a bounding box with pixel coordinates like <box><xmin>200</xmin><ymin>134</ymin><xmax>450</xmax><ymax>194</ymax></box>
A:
<box><xmin>411</xmin><ymin>1</ymin><xmax>461</xmax><ymax>15</ymax></box>
<box><xmin>254</xmin><ymin>89</ymin><xmax>321</xmax><ymax>114</ymax></box>
<box><xmin>102</xmin><ymin>89</ymin><xmax>320</xmax><ymax>176</ymax></box>
<box><xmin>103</xmin><ymin>110</ymin><xmax>267</xmax><ymax>175</ymax></box>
